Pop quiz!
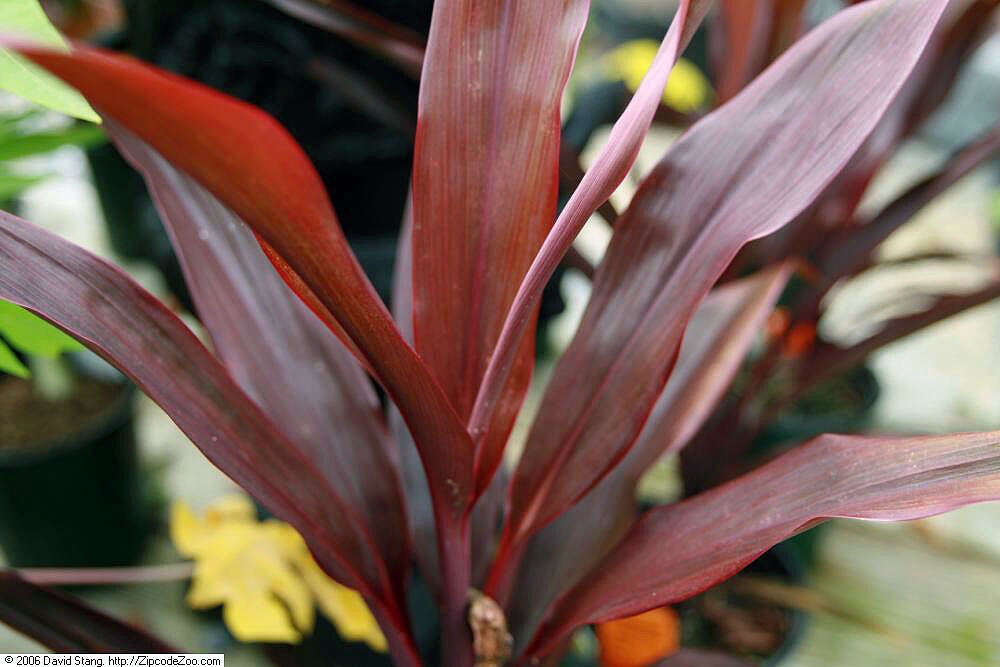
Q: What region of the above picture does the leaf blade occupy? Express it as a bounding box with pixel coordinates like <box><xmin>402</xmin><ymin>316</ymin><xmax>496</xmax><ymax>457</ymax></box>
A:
<box><xmin>503</xmin><ymin>0</ymin><xmax>952</xmax><ymax>553</ymax></box>
<box><xmin>0</xmin><ymin>299</ymin><xmax>84</xmax><ymax>358</ymax></box>
<box><xmin>0</xmin><ymin>212</ymin><xmax>410</xmax><ymax>643</ymax></box>
<box><xmin>0</xmin><ymin>572</ymin><xmax>177</xmax><ymax>653</ymax></box>
<box><xmin>106</xmin><ymin>124</ymin><xmax>411</xmax><ymax>607</ymax></box>
<box><xmin>466</xmin><ymin>0</ymin><xmax>713</xmax><ymax>442</ymax></box>
<box><xmin>17</xmin><ymin>42</ymin><xmax>476</xmax><ymax>518</ymax></box>
<box><xmin>503</xmin><ymin>266</ymin><xmax>790</xmax><ymax>643</ymax></box>
<box><xmin>0</xmin><ymin>0</ymin><xmax>99</xmax><ymax>122</ymax></box>
<box><xmin>412</xmin><ymin>0</ymin><xmax>590</xmax><ymax>491</ymax></box>
<box><xmin>529</xmin><ymin>430</ymin><xmax>1000</xmax><ymax>658</ymax></box>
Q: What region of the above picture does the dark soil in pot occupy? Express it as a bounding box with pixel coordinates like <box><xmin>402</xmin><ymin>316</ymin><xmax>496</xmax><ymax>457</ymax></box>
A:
<box><xmin>753</xmin><ymin>365</ymin><xmax>880</xmax><ymax>454</ymax></box>
<box><xmin>676</xmin><ymin>545</ymin><xmax>807</xmax><ymax>666</ymax></box>
<box><xmin>0</xmin><ymin>369</ymin><xmax>155</xmax><ymax>568</ymax></box>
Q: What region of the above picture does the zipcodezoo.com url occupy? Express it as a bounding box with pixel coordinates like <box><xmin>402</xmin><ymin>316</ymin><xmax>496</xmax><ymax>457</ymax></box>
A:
<box><xmin>2</xmin><ymin>656</ymin><xmax>223</xmax><ymax>666</ymax></box>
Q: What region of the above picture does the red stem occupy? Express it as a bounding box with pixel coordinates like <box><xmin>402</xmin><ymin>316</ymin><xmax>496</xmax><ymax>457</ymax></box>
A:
<box><xmin>482</xmin><ymin>532</ymin><xmax>527</xmax><ymax>609</ymax></box>
<box><xmin>13</xmin><ymin>563</ymin><xmax>193</xmax><ymax>586</ymax></box>
<box><xmin>438</xmin><ymin>512</ymin><xmax>474</xmax><ymax>667</ymax></box>
<box><xmin>369</xmin><ymin>601</ymin><xmax>424</xmax><ymax>667</ymax></box>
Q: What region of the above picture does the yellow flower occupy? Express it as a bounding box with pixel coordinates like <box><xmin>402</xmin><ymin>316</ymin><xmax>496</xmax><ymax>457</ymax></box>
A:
<box><xmin>602</xmin><ymin>40</ymin><xmax>711</xmax><ymax>113</ymax></box>
<box><xmin>170</xmin><ymin>494</ymin><xmax>386</xmax><ymax>651</ymax></box>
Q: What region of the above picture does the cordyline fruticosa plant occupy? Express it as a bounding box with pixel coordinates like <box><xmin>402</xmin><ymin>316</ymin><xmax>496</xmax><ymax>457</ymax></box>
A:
<box><xmin>1</xmin><ymin>0</ymin><xmax>1000</xmax><ymax>665</ymax></box>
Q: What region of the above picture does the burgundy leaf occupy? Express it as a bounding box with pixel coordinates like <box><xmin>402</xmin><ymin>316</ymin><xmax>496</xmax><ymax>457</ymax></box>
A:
<box><xmin>261</xmin><ymin>0</ymin><xmax>425</xmax><ymax>76</ymax></box>
<box><xmin>528</xmin><ymin>430</ymin><xmax>1000</xmax><ymax>658</ymax></box>
<box><xmin>901</xmin><ymin>0</ymin><xmax>999</xmax><ymax>136</ymax></box>
<box><xmin>0</xmin><ymin>572</ymin><xmax>177</xmax><ymax>653</ymax></box>
<box><xmin>713</xmin><ymin>0</ymin><xmax>771</xmax><ymax>103</ymax></box>
<box><xmin>499</xmin><ymin>0</ymin><xmax>951</xmax><ymax>563</ymax></box>
<box><xmin>815</xmin><ymin>0</ymin><xmax>999</xmax><ymax>239</ymax></box>
<box><xmin>108</xmin><ymin>125</ymin><xmax>411</xmax><ymax>599</ymax></box>
<box><xmin>797</xmin><ymin>279</ymin><xmax>1000</xmax><ymax>396</ymax></box>
<box><xmin>819</xmin><ymin>124</ymin><xmax>1000</xmax><ymax>279</ymax></box>
<box><xmin>720</xmin><ymin>0</ymin><xmax>996</xmax><ymax>281</ymax></box>
<box><xmin>466</xmin><ymin>0</ymin><xmax>713</xmax><ymax>446</ymax></box>
<box><xmin>387</xmin><ymin>205</ymin><xmax>440</xmax><ymax>592</ymax></box>
<box><xmin>713</xmin><ymin>0</ymin><xmax>810</xmax><ymax>103</ymax></box>
<box><xmin>502</xmin><ymin>266</ymin><xmax>790</xmax><ymax>644</ymax></box>
<box><xmin>18</xmin><ymin>42</ymin><xmax>476</xmax><ymax>523</ymax></box>
<box><xmin>411</xmin><ymin>0</ymin><xmax>590</xmax><ymax>493</ymax></box>
<box><xmin>391</xmin><ymin>205</ymin><xmax>508</xmax><ymax>597</ymax></box>
<box><xmin>0</xmin><ymin>213</ymin><xmax>419</xmax><ymax>663</ymax></box>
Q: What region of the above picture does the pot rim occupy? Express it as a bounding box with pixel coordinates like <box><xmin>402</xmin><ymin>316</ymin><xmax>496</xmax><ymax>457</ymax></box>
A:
<box><xmin>0</xmin><ymin>380</ymin><xmax>136</xmax><ymax>467</ymax></box>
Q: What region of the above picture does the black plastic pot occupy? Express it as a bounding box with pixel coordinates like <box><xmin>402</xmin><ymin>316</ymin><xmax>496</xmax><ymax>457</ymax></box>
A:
<box><xmin>0</xmin><ymin>374</ymin><xmax>153</xmax><ymax>568</ymax></box>
<box><xmin>753</xmin><ymin>365</ymin><xmax>880</xmax><ymax>564</ymax></box>
<box><xmin>754</xmin><ymin>365</ymin><xmax>881</xmax><ymax>453</ymax></box>
<box><xmin>678</xmin><ymin>544</ymin><xmax>808</xmax><ymax>667</ymax></box>
<box><xmin>89</xmin><ymin>0</ymin><xmax>569</xmax><ymax>327</ymax></box>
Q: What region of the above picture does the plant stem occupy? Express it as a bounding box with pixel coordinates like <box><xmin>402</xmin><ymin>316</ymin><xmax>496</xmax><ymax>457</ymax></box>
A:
<box><xmin>482</xmin><ymin>533</ymin><xmax>526</xmax><ymax>609</ymax></box>
<box><xmin>13</xmin><ymin>563</ymin><xmax>194</xmax><ymax>586</ymax></box>
<box><xmin>369</xmin><ymin>601</ymin><xmax>424</xmax><ymax>667</ymax></box>
<box><xmin>438</xmin><ymin>514</ymin><xmax>473</xmax><ymax>667</ymax></box>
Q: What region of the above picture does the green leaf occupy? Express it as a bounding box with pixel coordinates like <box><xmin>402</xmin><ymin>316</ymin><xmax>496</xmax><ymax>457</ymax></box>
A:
<box><xmin>0</xmin><ymin>337</ymin><xmax>29</xmax><ymax>378</ymax></box>
<box><xmin>0</xmin><ymin>123</ymin><xmax>105</xmax><ymax>160</ymax></box>
<box><xmin>0</xmin><ymin>299</ymin><xmax>83</xmax><ymax>358</ymax></box>
<box><xmin>0</xmin><ymin>0</ymin><xmax>100</xmax><ymax>123</ymax></box>
<box><xmin>0</xmin><ymin>168</ymin><xmax>44</xmax><ymax>200</ymax></box>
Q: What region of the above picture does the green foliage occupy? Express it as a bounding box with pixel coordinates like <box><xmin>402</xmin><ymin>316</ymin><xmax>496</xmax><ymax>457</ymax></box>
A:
<box><xmin>0</xmin><ymin>123</ymin><xmax>104</xmax><ymax>161</ymax></box>
<box><xmin>0</xmin><ymin>0</ymin><xmax>100</xmax><ymax>123</ymax></box>
<box><xmin>0</xmin><ymin>334</ymin><xmax>29</xmax><ymax>378</ymax></box>
<box><xmin>0</xmin><ymin>168</ymin><xmax>43</xmax><ymax>200</ymax></box>
<box><xmin>0</xmin><ymin>108</ymin><xmax>107</xmax><ymax>205</ymax></box>
<box><xmin>0</xmin><ymin>299</ymin><xmax>83</xmax><ymax>378</ymax></box>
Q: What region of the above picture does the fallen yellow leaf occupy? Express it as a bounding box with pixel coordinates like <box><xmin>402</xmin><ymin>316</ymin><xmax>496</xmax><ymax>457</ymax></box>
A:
<box><xmin>170</xmin><ymin>495</ymin><xmax>386</xmax><ymax>651</ymax></box>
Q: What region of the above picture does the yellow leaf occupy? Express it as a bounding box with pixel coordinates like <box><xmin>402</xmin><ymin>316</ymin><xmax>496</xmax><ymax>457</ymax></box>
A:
<box><xmin>169</xmin><ymin>495</ymin><xmax>384</xmax><ymax>651</ymax></box>
<box><xmin>602</xmin><ymin>40</ymin><xmax>711</xmax><ymax>113</ymax></box>
<box><xmin>299</xmin><ymin>556</ymin><xmax>387</xmax><ymax>652</ymax></box>
<box><xmin>224</xmin><ymin>591</ymin><xmax>302</xmax><ymax>644</ymax></box>
<box><xmin>170</xmin><ymin>495</ymin><xmax>255</xmax><ymax>556</ymax></box>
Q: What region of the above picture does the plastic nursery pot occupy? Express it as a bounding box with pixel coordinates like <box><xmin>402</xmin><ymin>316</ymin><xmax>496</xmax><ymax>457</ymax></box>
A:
<box><xmin>260</xmin><ymin>564</ymin><xmax>437</xmax><ymax>666</ymax></box>
<box><xmin>753</xmin><ymin>365</ymin><xmax>880</xmax><ymax>453</ymax></box>
<box><xmin>0</xmin><ymin>364</ymin><xmax>153</xmax><ymax>568</ymax></box>
<box><xmin>752</xmin><ymin>364</ymin><xmax>880</xmax><ymax>564</ymax></box>
<box><xmin>263</xmin><ymin>615</ymin><xmax>395</xmax><ymax>667</ymax></box>
<box><xmin>677</xmin><ymin>544</ymin><xmax>808</xmax><ymax>666</ymax></box>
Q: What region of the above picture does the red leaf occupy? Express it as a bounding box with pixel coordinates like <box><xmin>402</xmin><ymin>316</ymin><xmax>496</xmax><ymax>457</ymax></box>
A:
<box><xmin>0</xmin><ymin>213</ymin><xmax>416</xmax><ymax>660</ymax></box>
<box><xmin>713</xmin><ymin>0</ymin><xmax>810</xmax><ymax>102</ymax></box>
<box><xmin>528</xmin><ymin>430</ymin><xmax>1000</xmax><ymax>658</ymax></box>
<box><xmin>108</xmin><ymin>125</ymin><xmax>411</xmax><ymax>601</ymax></box>
<box><xmin>390</xmin><ymin>206</ymin><xmax>509</xmax><ymax>596</ymax></box>
<box><xmin>262</xmin><ymin>0</ymin><xmax>425</xmax><ymax>76</ymax></box>
<box><xmin>467</xmin><ymin>0</ymin><xmax>712</xmax><ymax>446</ymax></box>
<box><xmin>411</xmin><ymin>0</ymin><xmax>590</xmax><ymax>492</ymax></box>
<box><xmin>500</xmin><ymin>0</ymin><xmax>951</xmax><ymax>559</ymax></box>
<box><xmin>797</xmin><ymin>279</ymin><xmax>1000</xmax><ymax>395</ymax></box>
<box><xmin>18</xmin><ymin>42</ymin><xmax>476</xmax><ymax>520</ymax></box>
<box><xmin>819</xmin><ymin>124</ymin><xmax>1000</xmax><ymax>279</ymax></box>
<box><xmin>713</xmin><ymin>0</ymin><xmax>771</xmax><ymax>103</ymax></box>
<box><xmin>0</xmin><ymin>572</ymin><xmax>177</xmax><ymax>653</ymax></box>
<box><xmin>500</xmin><ymin>267</ymin><xmax>790</xmax><ymax>643</ymax></box>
